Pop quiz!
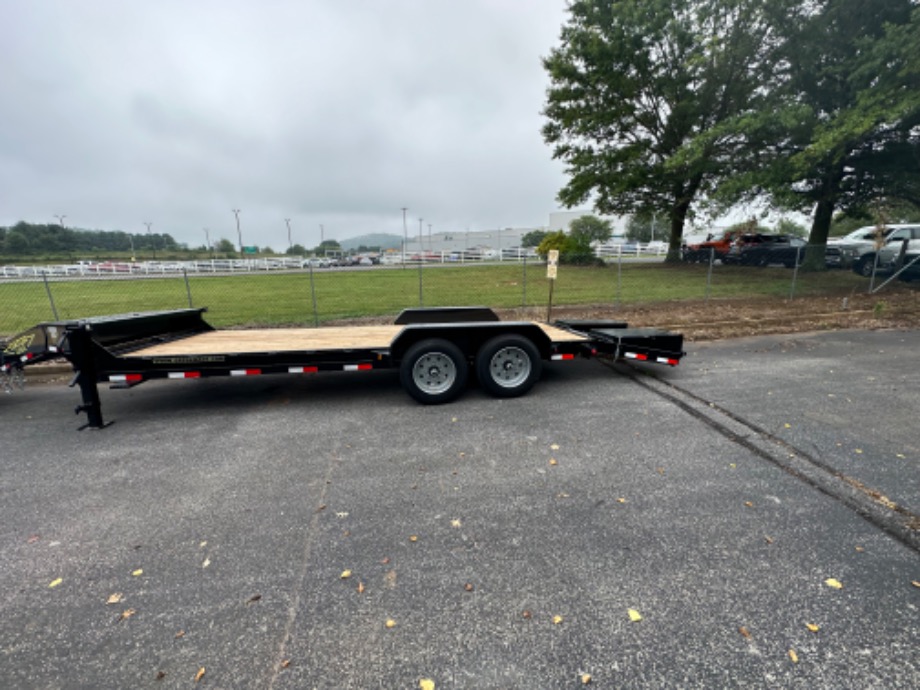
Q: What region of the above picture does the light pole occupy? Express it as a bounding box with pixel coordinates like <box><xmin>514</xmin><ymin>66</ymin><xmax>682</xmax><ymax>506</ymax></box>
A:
<box><xmin>53</xmin><ymin>214</ymin><xmax>66</xmax><ymax>228</ymax></box>
<box><xmin>128</xmin><ymin>234</ymin><xmax>135</xmax><ymax>261</ymax></box>
<box><xmin>418</xmin><ymin>218</ymin><xmax>423</xmax><ymax>254</ymax></box>
<box><xmin>232</xmin><ymin>209</ymin><xmax>242</xmax><ymax>258</ymax></box>
<box><xmin>203</xmin><ymin>228</ymin><xmax>212</xmax><ymax>258</ymax></box>
<box><xmin>428</xmin><ymin>223</ymin><xmax>432</xmax><ymax>252</ymax></box>
<box><xmin>144</xmin><ymin>221</ymin><xmax>154</xmax><ymax>260</ymax></box>
<box><xmin>285</xmin><ymin>218</ymin><xmax>293</xmax><ymax>252</ymax></box>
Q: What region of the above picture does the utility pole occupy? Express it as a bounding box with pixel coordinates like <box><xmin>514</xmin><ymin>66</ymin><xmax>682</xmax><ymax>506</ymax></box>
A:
<box><xmin>401</xmin><ymin>207</ymin><xmax>408</xmax><ymax>266</ymax></box>
<box><xmin>285</xmin><ymin>218</ymin><xmax>293</xmax><ymax>252</ymax></box>
<box><xmin>428</xmin><ymin>223</ymin><xmax>432</xmax><ymax>251</ymax></box>
<box><xmin>418</xmin><ymin>218</ymin><xmax>423</xmax><ymax>254</ymax></box>
<box><xmin>319</xmin><ymin>224</ymin><xmax>324</xmax><ymax>245</ymax></box>
<box><xmin>232</xmin><ymin>209</ymin><xmax>242</xmax><ymax>258</ymax></box>
<box><xmin>144</xmin><ymin>221</ymin><xmax>154</xmax><ymax>260</ymax></box>
<box><xmin>53</xmin><ymin>214</ymin><xmax>66</xmax><ymax>228</ymax></box>
<box><xmin>203</xmin><ymin>228</ymin><xmax>212</xmax><ymax>258</ymax></box>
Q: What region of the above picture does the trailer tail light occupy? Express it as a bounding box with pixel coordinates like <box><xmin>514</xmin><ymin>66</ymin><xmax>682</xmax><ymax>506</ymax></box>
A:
<box><xmin>20</xmin><ymin>353</ymin><xmax>35</xmax><ymax>362</ymax></box>
<box><xmin>288</xmin><ymin>366</ymin><xmax>319</xmax><ymax>374</ymax></box>
<box><xmin>231</xmin><ymin>369</ymin><xmax>262</xmax><ymax>376</ymax></box>
<box><xmin>344</xmin><ymin>363</ymin><xmax>373</xmax><ymax>371</ymax></box>
<box><xmin>551</xmin><ymin>354</ymin><xmax>575</xmax><ymax>361</ymax></box>
<box><xmin>624</xmin><ymin>352</ymin><xmax>648</xmax><ymax>361</ymax></box>
<box><xmin>109</xmin><ymin>374</ymin><xmax>143</xmax><ymax>383</ymax></box>
<box><xmin>168</xmin><ymin>371</ymin><xmax>201</xmax><ymax>379</ymax></box>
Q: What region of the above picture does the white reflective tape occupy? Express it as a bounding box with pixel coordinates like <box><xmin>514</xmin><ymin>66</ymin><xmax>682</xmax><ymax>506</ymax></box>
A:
<box><xmin>230</xmin><ymin>370</ymin><xmax>248</xmax><ymax>376</ymax></box>
<box><xmin>624</xmin><ymin>352</ymin><xmax>639</xmax><ymax>359</ymax></box>
<box><xmin>109</xmin><ymin>375</ymin><xmax>128</xmax><ymax>382</ymax></box>
<box><xmin>657</xmin><ymin>357</ymin><xmax>669</xmax><ymax>364</ymax></box>
<box><xmin>48</xmin><ymin>346</ymin><xmax>59</xmax><ymax>353</ymax></box>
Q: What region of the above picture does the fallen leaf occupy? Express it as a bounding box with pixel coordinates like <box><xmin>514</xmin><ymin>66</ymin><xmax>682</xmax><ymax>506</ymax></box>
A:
<box><xmin>522</xmin><ymin>610</ymin><xmax>532</xmax><ymax>619</ymax></box>
<box><xmin>315</xmin><ymin>504</ymin><xmax>326</xmax><ymax>512</ymax></box>
<box><xmin>806</xmin><ymin>623</ymin><xmax>820</xmax><ymax>633</ymax></box>
<box><xmin>246</xmin><ymin>594</ymin><xmax>262</xmax><ymax>605</ymax></box>
<box><xmin>628</xmin><ymin>609</ymin><xmax>642</xmax><ymax>622</ymax></box>
<box><xmin>175</xmin><ymin>630</ymin><xmax>185</xmax><ymax>638</ymax></box>
<box><xmin>450</xmin><ymin>519</ymin><xmax>462</xmax><ymax>528</ymax></box>
<box><xmin>896</xmin><ymin>453</ymin><xmax>906</xmax><ymax>459</ymax></box>
<box><xmin>550</xmin><ymin>443</ymin><xmax>560</xmax><ymax>450</ymax></box>
<box><xmin>729</xmin><ymin>463</ymin><xmax>737</xmax><ymax>469</ymax></box>
<box><xmin>825</xmin><ymin>578</ymin><xmax>843</xmax><ymax>589</ymax></box>
<box><xmin>107</xmin><ymin>593</ymin><xmax>124</xmax><ymax>605</ymax></box>
<box><xmin>199</xmin><ymin>541</ymin><xmax>207</xmax><ymax>548</ymax></box>
<box><xmin>420</xmin><ymin>679</ymin><xmax>435</xmax><ymax>690</ymax></box>
<box><xmin>581</xmin><ymin>674</ymin><xmax>592</xmax><ymax>684</ymax></box>
<box><xmin>341</xmin><ymin>569</ymin><xmax>353</xmax><ymax>579</ymax></box>
<box><xmin>451</xmin><ymin>417</ymin><xmax>457</xmax><ymax>423</ymax></box>
<box><xmin>616</xmin><ymin>498</ymin><xmax>627</xmax><ymax>504</ymax></box>
<box><xmin>48</xmin><ymin>578</ymin><xmax>62</xmax><ymax>589</ymax></box>
<box><xmin>911</xmin><ymin>580</ymin><xmax>920</xmax><ymax>589</ymax></box>
<box><xmin>195</xmin><ymin>667</ymin><xmax>205</xmax><ymax>683</ymax></box>
<box><xmin>552</xmin><ymin>615</ymin><xmax>564</xmax><ymax>625</ymax></box>
<box><xmin>201</xmin><ymin>558</ymin><xmax>210</xmax><ymax>569</ymax></box>
<box><xmin>764</xmin><ymin>536</ymin><xmax>774</xmax><ymax>544</ymax></box>
<box><xmin>281</xmin><ymin>659</ymin><xmax>291</xmax><ymax>669</ymax></box>
<box><xmin>656</xmin><ymin>467</ymin><xmax>665</xmax><ymax>475</ymax></box>
<box><xmin>381</xmin><ymin>556</ymin><xmax>390</xmax><ymax>565</ymax></box>
<box><xmin>855</xmin><ymin>546</ymin><xmax>865</xmax><ymax>553</ymax></box>
<box><xmin>385</xmin><ymin>618</ymin><xmax>397</xmax><ymax>628</ymax></box>
<box><xmin>117</xmin><ymin>608</ymin><xmax>136</xmax><ymax>622</ymax></box>
<box><xmin>855</xmin><ymin>448</ymin><xmax>863</xmax><ymax>454</ymax></box>
<box><xmin>464</xmin><ymin>583</ymin><xmax>474</xmax><ymax>592</ymax></box>
<box><xmin>409</xmin><ymin>535</ymin><xmax>419</xmax><ymax>542</ymax></box>
<box><xmin>27</xmin><ymin>535</ymin><xmax>40</xmax><ymax>544</ymax></box>
<box><xmin>788</xmin><ymin>649</ymin><xmax>799</xmax><ymax>664</ymax></box>
<box><xmin>739</xmin><ymin>626</ymin><xmax>752</xmax><ymax>640</ymax></box>
<box><xmin>343</xmin><ymin>530</ymin><xmax>351</xmax><ymax>537</ymax></box>
<box><xmin>744</xmin><ymin>501</ymin><xmax>754</xmax><ymax>508</ymax></box>
<box><xmin>357</xmin><ymin>581</ymin><xmax>365</xmax><ymax>594</ymax></box>
<box><xmin>556</xmin><ymin>492</ymin><xmax>571</xmax><ymax>499</ymax></box>
<box><xmin>156</xmin><ymin>671</ymin><xmax>166</xmax><ymax>680</ymax></box>
<box><xmin>549</xmin><ymin>458</ymin><xmax>558</xmax><ymax>466</ymax></box>
<box><xmin>132</xmin><ymin>569</ymin><xmax>143</xmax><ymax>577</ymax></box>
<box><xmin>784</xmin><ymin>423</ymin><xmax>791</xmax><ymax>429</ymax></box>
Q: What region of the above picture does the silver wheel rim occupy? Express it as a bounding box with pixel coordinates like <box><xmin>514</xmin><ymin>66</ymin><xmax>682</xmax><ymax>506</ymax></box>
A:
<box><xmin>489</xmin><ymin>346</ymin><xmax>531</xmax><ymax>389</ymax></box>
<box><xmin>412</xmin><ymin>352</ymin><xmax>456</xmax><ymax>394</ymax></box>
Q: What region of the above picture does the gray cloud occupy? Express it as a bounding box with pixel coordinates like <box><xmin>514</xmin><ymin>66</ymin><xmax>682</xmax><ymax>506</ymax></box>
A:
<box><xmin>1</xmin><ymin>0</ymin><xmax>570</xmax><ymax>249</ymax></box>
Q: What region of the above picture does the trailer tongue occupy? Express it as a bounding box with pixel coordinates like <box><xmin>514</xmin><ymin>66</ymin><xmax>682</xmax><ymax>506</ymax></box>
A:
<box><xmin>1</xmin><ymin>307</ymin><xmax>685</xmax><ymax>429</ymax></box>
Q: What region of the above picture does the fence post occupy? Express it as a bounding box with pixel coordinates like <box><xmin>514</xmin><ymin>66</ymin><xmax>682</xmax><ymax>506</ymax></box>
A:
<box><xmin>183</xmin><ymin>268</ymin><xmax>193</xmax><ymax>307</ymax></box>
<box><xmin>308</xmin><ymin>263</ymin><xmax>319</xmax><ymax>327</ymax></box>
<box><xmin>418</xmin><ymin>260</ymin><xmax>424</xmax><ymax>307</ymax></box>
<box><xmin>615</xmin><ymin>254</ymin><xmax>622</xmax><ymax>309</ymax></box>
<box><xmin>705</xmin><ymin>248</ymin><xmax>715</xmax><ymax>302</ymax></box>
<box><xmin>789</xmin><ymin>246</ymin><xmax>802</xmax><ymax>300</ymax></box>
<box><xmin>522</xmin><ymin>256</ymin><xmax>527</xmax><ymax>308</ymax></box>
<box><xmin>42</xmin><ymin>273</ymin><xmax>60</xmax><ymax>320</ymax></box>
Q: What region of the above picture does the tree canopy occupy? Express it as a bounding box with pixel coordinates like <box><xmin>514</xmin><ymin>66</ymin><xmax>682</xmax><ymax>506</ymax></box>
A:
<box><xmin>543</xmin><ymin>0</ymin><xmax>779</xmax><ymax>261</ymax></box>
<box><xmin>0</xmin><ymin>221</ymin><xmax>179</xmax><ymax>256</ymax></box>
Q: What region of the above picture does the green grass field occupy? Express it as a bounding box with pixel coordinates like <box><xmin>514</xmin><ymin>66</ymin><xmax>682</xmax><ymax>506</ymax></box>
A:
<box><xmin>0</xmin><ymin>263</ymin><xmax>873</xmax><ymax>337</ymax></box>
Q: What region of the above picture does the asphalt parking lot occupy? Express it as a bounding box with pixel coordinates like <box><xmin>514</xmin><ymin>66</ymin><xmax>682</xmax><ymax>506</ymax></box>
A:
<box><xmin>1</xmin><ymin>329</ymin><xmax>918</xmax><ymax>688</ymax></box>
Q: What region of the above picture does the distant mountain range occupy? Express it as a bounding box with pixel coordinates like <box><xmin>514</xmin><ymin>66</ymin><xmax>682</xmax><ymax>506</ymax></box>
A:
<box><xmin>339</xmin><ymin>233</ymin><xmax>403</xmax><ymax>251</ymax></box>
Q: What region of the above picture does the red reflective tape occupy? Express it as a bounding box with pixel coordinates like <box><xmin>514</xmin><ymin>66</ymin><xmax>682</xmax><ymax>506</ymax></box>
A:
<box><xmin>551</xmin><ymin>354</ymin><xmax>575</xmax><ymax>361</ymax></box>
<box><xmin>110</xmin><ymin>374</ymin><xmax>142</xmax><ymax>383</ymax></box>
<box><xmin>230</xmin><ymin>369</ymin><xmax>262</xmax><ymax>377</ymax></box>
<box><xmin>668</xmin><ymin>359</ymin><xmax>680</xmax><ymax>366</ymax></box>
<box><xmin>344</xmin><ymin>363</ymin><xmax>373</xmax><ymax>371</ymax></box>
<box><xmin>288</xmin><ymin>366</ymin><xmax>319</xmax><ymax>374</ymax></box>
<box><xmin>168</xmin><ymin>371</ymin><xmax>200</xmax><ymax>379</ymax></box>
<box><xmin>21</xmin><ymin>353</ymin><xmax>34</xmax><ymax>362</ymax></box>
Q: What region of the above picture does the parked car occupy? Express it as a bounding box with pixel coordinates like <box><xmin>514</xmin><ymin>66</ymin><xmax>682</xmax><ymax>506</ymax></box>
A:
<box><xmin>756</xmin><ymin>237</ymin><xmax>808</xmax><ymax>267</ymax></box>
<box><xmin>721</xmin><ymin>233</ymin><xmax>794</xmax><ymax>266</ymax></box>
<box><xmin>826</xmin><ymin>225</ymin><xmax>895</xmax><ymax>270</ymax></box>
<box><xmin>852</xmin><ymin>225</ymin><xmax>920</xmax><ymax>277</ymax></box>
<box><xmin>682</xmin><ymin>230</ymin><xmax>741</xmax><ymax>263</ymax></box>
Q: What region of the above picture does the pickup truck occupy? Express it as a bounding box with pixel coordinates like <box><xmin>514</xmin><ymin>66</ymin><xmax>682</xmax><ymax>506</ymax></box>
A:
<box><xmin>681</xmin><ymin>230</ymin><xmax>740</xmax><ymax>263</ymax></box>
<box><xmin>851</xmin><ymin>225</ymin><xmax>920</xmax><ymax>277</ymax></box>
<box><xmin>825</xmin><ymin>226</ymin><xmax>893</xmax><ymax>269</ymax></box>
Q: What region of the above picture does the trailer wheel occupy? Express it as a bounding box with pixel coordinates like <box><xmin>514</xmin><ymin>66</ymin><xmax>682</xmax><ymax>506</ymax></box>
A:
<box><xmin>476</xmin><ymin>335</ymin><xmax>542</xmax><ymax>398</ymax></box>
<box><xmin>400</xmin><ymin>339</ymin><xmax>469</xmax><ymax>404</ymax></box>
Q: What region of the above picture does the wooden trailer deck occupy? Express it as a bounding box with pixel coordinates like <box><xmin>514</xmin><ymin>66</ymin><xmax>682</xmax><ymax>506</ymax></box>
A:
<box><xmin>132</xmin><ymin>323</ymin><xmax>588</xmax><ymax>357</ymax></box>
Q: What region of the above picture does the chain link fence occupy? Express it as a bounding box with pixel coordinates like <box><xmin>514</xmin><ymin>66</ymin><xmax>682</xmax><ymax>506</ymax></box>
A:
<box><xmin>1</xmin><ymin>250</ymin><xmax>916</xmax><ymax>339</ymax></box>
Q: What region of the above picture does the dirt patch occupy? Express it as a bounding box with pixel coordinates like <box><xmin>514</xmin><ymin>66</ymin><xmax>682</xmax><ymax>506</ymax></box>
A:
<box><xmin>525</xmin><ymin>288</ymin><xmax>920</xmax><ymax>341</ymax></box>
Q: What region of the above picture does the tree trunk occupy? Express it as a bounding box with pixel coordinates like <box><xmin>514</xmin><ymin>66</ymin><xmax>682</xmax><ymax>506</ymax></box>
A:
<box><xmin>802</xmin><ymin>173</ymin><xmax>840</xmax><ymax>271</ymax></box>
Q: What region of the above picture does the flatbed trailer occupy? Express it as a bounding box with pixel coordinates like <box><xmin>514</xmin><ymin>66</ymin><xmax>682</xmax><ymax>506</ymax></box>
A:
<box><xmin>1</xmin><ymin>307</ymin><xmax>684</xmax><ymax>429</ymax></box>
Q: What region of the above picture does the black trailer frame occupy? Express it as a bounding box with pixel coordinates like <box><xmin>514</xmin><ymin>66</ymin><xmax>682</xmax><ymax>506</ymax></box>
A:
<box><xmin>1</xmin><ymin>307</ymin><xmax>684</xmax><ymax>429</ymax></box>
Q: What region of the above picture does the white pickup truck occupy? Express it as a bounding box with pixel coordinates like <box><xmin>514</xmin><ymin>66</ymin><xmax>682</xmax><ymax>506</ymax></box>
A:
<box><xmin>850</xmin><ymin>225</ymin><xmax>920</xmax><ymax>277</ymax></box>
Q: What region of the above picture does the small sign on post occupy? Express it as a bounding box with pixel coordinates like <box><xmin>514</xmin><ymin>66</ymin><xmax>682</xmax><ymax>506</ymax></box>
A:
<box><xmin>546</xmin><ymin>249</ymin><xmax>559</xmax><ymax>322</ymax></box>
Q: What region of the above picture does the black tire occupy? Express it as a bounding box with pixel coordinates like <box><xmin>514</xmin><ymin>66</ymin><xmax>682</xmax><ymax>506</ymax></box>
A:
<box><xmin>854</xmin><ymin>256</ymin><xmax>875</xmax><ymax>277</ymax></box>
<box><xmin>475</xmin><ymin>335</ymin><xmax>542</xmax><ymax>399</ymax></box>
<box><xmin>399</xmin><ymin>339</ymin><xmax>468</xmax><ymax>404</ymax></box>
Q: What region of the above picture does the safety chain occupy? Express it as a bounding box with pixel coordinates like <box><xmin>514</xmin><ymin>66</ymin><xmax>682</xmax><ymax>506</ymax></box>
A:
<box><xmin>1</xmin><ymin>366</ymin><xmax>25</xmax><ymax>394</ymax></box>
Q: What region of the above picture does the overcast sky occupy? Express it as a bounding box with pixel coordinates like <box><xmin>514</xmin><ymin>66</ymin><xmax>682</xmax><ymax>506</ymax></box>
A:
<box><xmin>1</xmin><ymin>0</ymin><xmax>581</xmax><ymax>250</ymax></box>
